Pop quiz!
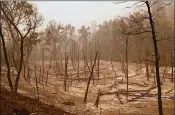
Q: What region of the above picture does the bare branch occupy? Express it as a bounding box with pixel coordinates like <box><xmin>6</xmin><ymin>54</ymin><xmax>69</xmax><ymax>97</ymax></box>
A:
<box><xmin>124</xmin><ymin>1</ymin><xmax>142</xmax><ymax>9</ymax></box>
<box><xmin>113</xmin><ymin>1</ymin><xmax>127</xmax><ymax>4</ymax></box>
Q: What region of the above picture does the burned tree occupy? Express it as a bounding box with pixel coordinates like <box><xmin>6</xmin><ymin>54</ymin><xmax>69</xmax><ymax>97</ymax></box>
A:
<box><xmin>114</xmin><ymin>1</ymin><xmax>173</xmax><ymax>114</ymax></box>
<box><xmin>0</xmin><ymin>1</ymin><xmax>43</xmax><ymax>92</ymax></box>
<box><xmin>84</xmin><ymin>51</ymin><xmax>98</xmax><ymax>104</ymax></box>
<box><xmin>64</xmin><ymin>52</ymin><xmax>68</xmax><ymax>91</ymax></box>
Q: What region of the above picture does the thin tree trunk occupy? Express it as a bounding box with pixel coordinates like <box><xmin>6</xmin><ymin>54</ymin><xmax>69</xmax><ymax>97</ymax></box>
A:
<box><xmin>152</xmin><ymin>65</ymin><xmax>156</xmax><ymax>84</ymax></box>
<box><xmin>13</xmin><ymin>39</ymin><xmax>24</xmax><ymax>92</ymax></box>
<box><xmin>145</xmin><ymin>62</ymin><xmax>149</xmax><ymax>81</ymax></box>
<box><xmin>23</xmin><ymin>60</ymin><xmax>26</xmax><ymax>81</ymax></box>
<box><xmin>171</xmin><ymin>52</ymin><xmax>174</xmax><ymax>82</ymax></box>
<box><xmin>162</xmin><ymin>63</ymin><xmax>167</xmax><ymax>83</ymax></box>
<box><xmin>77</xmin><ymin>52</ymin><xmax>80</xmax><ymax>82</ymax></box>
<box><xmin>34</xmin><ymin>63</ymin><xmax>39</xmax><ymax>101</ymax></box>
<box><xmin>94</xmin><ymin>88</ymin><xmax>101</xmax><ymax>107</ymax></box>
<box><xmin>84</xmin><ymin>53</ymin><xmax>87</xmax><ymax>77</ymax></box>
<box><xmin>146</xmin><ymin>2</ymin><xmax>163</xmax><ymax>115</ymax></box>
<box><xmin>89</xmin><ymin>44</ymin><xmax>92</xmax><ymax>69</ymax></box>
<box><xmin>46</xmin><ymin>65</ymin><xmax>51</xmax><ymax>86</ymax></box>
<box><xmin>84</xmin><ymin>51</ymin><xmax>98</xmax><ymax>104</ymax></box>
<box><xmin>0</xmin><ymin>7</ymin><xmax>1</xmax><ymax>87</ymax></box>
<box><xmin>82</xmin><ymin>49</ymin><xmax>94</xmax><ymax>85</ymax></box>
<box><xmin>0</xmin><ymin>25</ymin><xmax>13</xmax><ymax>91</ymax></box>
<box><xmin>42</xmin><ymin>48</ymin><xmax>44</xmax><ymax>84</ymax></box>
<box><xmin>64</xmin><ymin>52</ymin><xmax>68</xmax><ymax>91</ymax></box>
<box><xmin>125</xmin><ymin>37</ymin><xmax>129</xmax><ymax>102</ymax></box>
<box><xmin>0</xmin><ymin>30</ymin><xmax>1</xmax><ymax>86</ymax></box>
<box><xmin>115</xmin><ymin>83</ymin><xmax>123</xmax><ymax>104</ymax></box>
<box><xmin>27</xmin><ymin>67</ymin><xmax>30</xmax><ymax>83</ymax></box>
<box><xmin>145</xmin><ymin>51</ymin><xmax>149</xmax><ymax>81</ymax></box>
<box><xmin>70</xmin><ymin>45</ymin><xmax>75</xmax><ymax>71</ymax></box>
<box><xmin>39</xmin><ymin>66</ymin><xmax>41</xmax><ymax>83</ymax></box>
<box><xmin>97</xmin><ymin>52</ymin><xmax>100</xmax><ymax>78</ymax></box>
<box><xmin>111</xmin><ymin>58</ymin><xmax>117</xmax><ymax>80</ymax></box>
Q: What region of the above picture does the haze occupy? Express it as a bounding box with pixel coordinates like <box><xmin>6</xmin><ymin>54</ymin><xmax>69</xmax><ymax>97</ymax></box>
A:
<box><xmin>1</xmin><ymin>1</ymin><xmax>174</xmax><ymax>115</ymax></box>
<box><xmin>32</xmin><ymin>1</ymin><xmax>135</xmax><ymax>29</ymax></box>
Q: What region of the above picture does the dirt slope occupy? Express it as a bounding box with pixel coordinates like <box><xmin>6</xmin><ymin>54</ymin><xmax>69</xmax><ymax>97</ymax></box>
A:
<box><xmin>0</xmin><ymin>88</ymin><xmax>74</xmax><ymax>115</ymax></box>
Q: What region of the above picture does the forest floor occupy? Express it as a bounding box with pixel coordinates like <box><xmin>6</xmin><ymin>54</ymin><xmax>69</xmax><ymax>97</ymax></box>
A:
<box><xmin>1</xmin><ymin>60</ymin><xmax>174</xmax><ymax>115</ymax></box>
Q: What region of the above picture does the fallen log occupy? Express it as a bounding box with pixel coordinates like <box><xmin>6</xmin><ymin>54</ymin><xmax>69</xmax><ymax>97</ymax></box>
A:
<box><xmin>101</xmin><ymin>85</ymin><xmax>156</xmax><ymax>96</ymax></box>
<box><xmin>109</xmin><ymin>81</ymin><xmax>149</xmax><ymax>88</ymax></box>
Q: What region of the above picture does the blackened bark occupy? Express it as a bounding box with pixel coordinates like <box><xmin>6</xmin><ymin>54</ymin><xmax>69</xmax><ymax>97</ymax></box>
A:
<box><xmin>0</xmin><ymin>21</ymin><xmax>13</xmax><ymax>91</ymax></box>
<box><xmin>94</xmin><ymin>88</ymin><xmax>101</xmax><ymax>107</ymax></box>
<box><xmin>145</xmin><ymin>51</ymin><xmax>149</xmax><ymax>81</ymax></box>
<box><xmin>34</xmin><ymin>63</ymin><xmax>39</xmax><ymax>101</ymax></box>
<box><xmin>84</xmin><ymin>51</ymin><xmax>98</xmax><ymax>104</ymax></box>
<box><xmin>0</xmin><ymin>6</ymin><xmax>1</xmax><ymax>86</ymax></box>
<box><xmin>77</xmin><ymin>52</ymin><xmax>80</xmax><ymax>82</ymax></box>
<box><xmin>13</xmin><ymin>39</ymin><xmax>24</xmax><ymax>92</ymax></box>
<box><xmin>146</xmin><ymin>1</ymin><xmax>163</xmax><ymax>115</ymax></box>
<box><xmin>126</xmin><ymin>37</ymin><xmax>129</xmax><ymax>102</ymax></box>
<box><xmin>171</xmin><ymin>52</ymin><xmax>174</xmax><ymax>82</ymax></box>
<box><xmin>64</xmin><ymin>53</ymin><xmax>68</xmax><ymax>91</ymax></box>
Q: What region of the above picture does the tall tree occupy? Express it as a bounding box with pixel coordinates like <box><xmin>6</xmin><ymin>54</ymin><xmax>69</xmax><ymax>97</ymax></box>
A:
<box><xmin>145</xmin><ymin>1</ymin><xmax>162</xmax><ymax>114</ymax></box>
<box><xmin>114</xmin><ymin>1</ymin><xmax>172</xmax><ymax>114</ymax></box>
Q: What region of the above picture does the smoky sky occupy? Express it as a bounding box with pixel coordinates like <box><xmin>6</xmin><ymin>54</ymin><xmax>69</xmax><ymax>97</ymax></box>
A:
<box><xmin>32</xmin><ymin>1</ymin><xmax>135</xmax><ymax>30</ymax></box>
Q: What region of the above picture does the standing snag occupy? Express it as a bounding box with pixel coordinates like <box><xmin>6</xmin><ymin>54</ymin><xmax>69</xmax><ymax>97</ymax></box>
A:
<box><xmin>95</xmin><ymin>88</ymin><xmax>101</xmax><ymax>107</ymax></box>
<box><xmin>84</xmin><ymin>51</ymin><xmax>98</xmax><ymax>104</ymax></box>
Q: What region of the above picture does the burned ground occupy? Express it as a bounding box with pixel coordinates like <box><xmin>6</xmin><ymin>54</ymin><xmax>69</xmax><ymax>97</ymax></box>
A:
<box><xmin>1</xmin><ymin>60</ymin><xmax>174</xmax><ymax>115</ymax></box>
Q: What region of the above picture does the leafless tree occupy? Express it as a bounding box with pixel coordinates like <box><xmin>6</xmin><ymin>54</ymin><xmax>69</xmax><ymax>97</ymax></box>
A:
<box><xmin>84</xmin><ymin>51</ymin><xmax>98</xmax><ymax>104</ymax></box>
<box><xmin>170</xmin><ymin>52</ymin><xmax>174</xmax><ymax>82</ymax></box>
<box><xmin>34</xmin><ymin>62</ymin><xmax>39</xmax><ymax>101</ymax></box>
<box><xmin>0</xmin><ymin>1</ymin><xmax>43</xmax><ymax>92</ymax></box>
<box><xmin>64</xmin><ymin>52</ymin><xmax>68</xmax><ymax>91</ymax></box>
<box><xmin>115</xmin><ymin>1</ymin><xmax>172</xmax><ymax>114</ymax></box>
<box><xmin>94</xmin><ymin>88</ymin><xmax>101</xmax><ymax>107</ymax></box>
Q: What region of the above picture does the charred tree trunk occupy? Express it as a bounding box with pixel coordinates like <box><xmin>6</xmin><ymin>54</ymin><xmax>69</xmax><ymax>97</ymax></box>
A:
<box><xmin>125</xmin><ymin>37</ymin><xmax>129</xmax><ymax>102</ymax></box>
<box><xmin>94</xmin><ymin>88</ymin><xmax>101</xmax><ymax>107</ymax></box>
<box><xmin>27</xmin><ymin>67</ymin><xmax>30</xmax><ymax>83</ymax></box>
<box><xmin>0</xmin><ymin>24</ymin><xmax>13</xmax><ymax>91</ymax></box>
<box><xmin>162</xmin><ymin>62</ymin><xmax>167</xmax><ymax>83</ymax></box>
<box><xmin>82</xmin><ymin>50</ymin><xmax>91</xmax><ymax>72</ymax></box>
<box><xmin>145</xmin><ymin>51</ymin><xmax>149</xmax><ymax>81</ymax></box>
<box><xmin>0</xmin><ymin>7</ymin><xmax>1</xmax><ymax>86</ymax></box>
<box><xmin>152</xmin><ymin>65</ymin><xmax>156</xmax><ymax>84</ymax></box>
<box><xmin>0</xmin><ymin>29</ymin><xmax>1</xmax><ymax>85</ymax></box>
<box><xmin>34</xmin><ymin>63</ymin><xmax>39</xmax><ymax>101</ymax></box>
<box><xmin>1</xmin><ymin>3</ymin><xmax>32</xmax><ymax>93</ymax></box>
<box><xmin>83</xmin><ymin>53</ymin><xmax>87</xmax><ymax>78</ymax></box>
<box><xmin>23</xmin><ymin>59</ymin><xmax>26</xmax><ymax>81</ymax></box>
<box><xmin>146</xmin><ymin>1</ymin><xmax>163</xmax><ymax>115</ymax></box>
<box><xmin>89</xmin><ymin>43</ymin><xmax>92</xmax><ymax>69</ymax></box>
<box><xmin>39</xmin><ymin>66</ymin><xmax>41</xmax><ymax>83</ymax></box>
<box><xmin>13</xmin><ymin>39</ymin><xmax>24</xmax><ymax>92</ymax></box>
<box><xmin>84</xmin><ymin>51</ymin><xmax>98</xmax><ymax>104</ymax></box>
<box><xmin>77</xmin><ymin>52</ymin><xmax>80</xmax><ymax>82</ymax></box>
<box><xmin>111</xmin><ymin>58</ymin><xmax>117</xmax><ymax>80</ymax></box>
<box><xmin>171</xmin><ymin>52</ymin><xmax>174</xmax><ymax>82</ymax></box>
<box><xmin>46</xmin><ymin>65</ymin><xmax>51</xmax><ymax>86</ymax></box>
<box><xmin>97</xmin><ymin>52</ymin><xmax>100</xmax><ymax>78</ymax></box>
<box><xmin>70</xmin><ymin>44</ymin><xmax>75</xmax><ymax>71</ymax></box>
<box><xmin>41</xmin><ymin>48</ymin><xmax>45</xmax><ymax>84</ymax></box>
<box><xmin>64</xmin><ymin>53</ymin><xmax>68</xmax><ymax>91</ymax></box>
